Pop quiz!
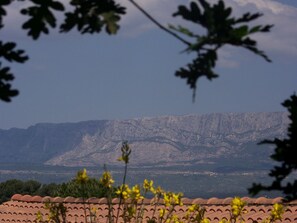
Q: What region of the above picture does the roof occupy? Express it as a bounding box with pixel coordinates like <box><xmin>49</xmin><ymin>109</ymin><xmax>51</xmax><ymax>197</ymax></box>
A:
<box><xmin>0</xmin><ymin>194</ymin><xmax>296</xmax><ymax>222</ymax></box>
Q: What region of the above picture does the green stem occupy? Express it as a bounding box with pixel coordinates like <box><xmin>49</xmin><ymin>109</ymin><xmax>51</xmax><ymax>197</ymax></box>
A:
<box><xmin>136</xmin><ymin>191</ymin><xmax>146</xmax><ymax>223</ymax></box>
<box><xmin>107</xmin><ymin>188</ymin><xmax>114</xmax><ymax>223</ymax></box>
<box><xmin>116</xmin><ymin>161</ymin><xmax>128</xmax><ymax>223</ymax></box>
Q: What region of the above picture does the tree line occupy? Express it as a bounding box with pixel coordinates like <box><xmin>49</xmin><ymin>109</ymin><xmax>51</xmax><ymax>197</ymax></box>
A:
<box><xmin>0</xmin><ymin>177</ymin><xmax>114</xmax><ymax>204</ymax></box>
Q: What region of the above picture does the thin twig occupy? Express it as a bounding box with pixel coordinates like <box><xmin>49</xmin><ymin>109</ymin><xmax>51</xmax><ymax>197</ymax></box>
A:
<box><xmin>128</xmin><ymin>0</ymin><xmax>191</xmax><ymax>46</ymax></box>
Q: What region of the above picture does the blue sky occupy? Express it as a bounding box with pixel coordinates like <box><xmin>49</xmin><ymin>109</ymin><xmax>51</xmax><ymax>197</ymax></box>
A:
<box><xmin>0</xmin><ymin>0</ymin><xmax>297</xmax><ymax>129</ymax></box>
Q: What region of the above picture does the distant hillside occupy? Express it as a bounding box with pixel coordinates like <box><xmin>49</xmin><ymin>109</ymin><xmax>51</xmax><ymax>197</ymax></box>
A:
<box><xmin>0</xmin><ymin>112</ymin><xmax>289</xmax><ymax>167</ymax></box>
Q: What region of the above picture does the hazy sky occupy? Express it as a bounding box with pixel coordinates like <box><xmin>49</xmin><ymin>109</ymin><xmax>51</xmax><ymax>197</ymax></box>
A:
<box><xmin>0</xmin><ymin>0</ymin><xmax>297</xmax><ymax>129</ymax></box>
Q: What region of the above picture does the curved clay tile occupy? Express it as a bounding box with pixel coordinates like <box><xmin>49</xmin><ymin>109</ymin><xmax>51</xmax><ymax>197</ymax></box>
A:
<box><xmin>63</xmin><ymin>196</ymin><xmax>76</xmax><ymax>203</ymax></box>
<box><xmin>31</xmin><ymin>195</ymin><xmax>42</xmax><ymax>202</ymax></box>
<box><xmin>248</xmin><ymin>207</ymin><xmax>257</xmax><ymax>213</ymax></box>
<box><xmin>181</xmin><ymin>198</ymin><xmax>192</xmax><ymax>205</ymax></box>
<box><xmin>74</xmin><ymin>198</ymin><xmax>84</xmax><ymax>203</ymax></box>
<box><xmin>41</xmin><ymin>196</ymin><xmax>52</xmax><ymax>203</ymax></box>
<box><xmin>208</xmin><ymin>208</ymin><xmax>216</xmax><ymax>213</ymax></box>
<box><xmin>142</xmin><ymin>198</ymin><xmax>151</xmax><ymax>205</ymax></box>
<box><xmin>11</xmin><ymin>194</ymin><xmax>23</xmax><ymax>201</ymax></box>
<box><xmin>176</xmin><ymin>206</ymin><xmax>187</xmax><ymax>213</ymax></box>
<box><xmin>20</xmin><ymin>195</ymin><xmax>32</xmax><ymax>202</ymax></box>
<box><xmin>207</xmin><ymin>197</ymin><xmax>221</xmax><ymax>205</ymax></box>
<box><xmin>97</xmin><ymin>197</ymin><xmax>108</xmax><ymax>204</ymax></box>
<box><xmin>255</xmin><ymin>197</ymin><xmax>271</xmax><ymax>204</ymax></box>
<box><xmin>86</xmin><ymin>197</ymin><xmax>99</xmax><ymax>203</ymax></box>
<box><xmin>79</xmin><ymin>206</ymin><xmax>85</xmax><ymax>210</ymax></box>
<box><xmin>192</xmin><ymin>198</ymin><xmax>207</xmax><ymax>204</ymax></box>
<box><xmin>272</xmin><ymin>197</ymin><xmax>283</xmax><ymax>204</ymax></box>
<box><xmin>289</xmin><ymin>199</ymin><xmax>297</xmax><ymax>204</ymax></box>
<box><xmin>72</xmin><ymin>205</ymin><xmax>79</xmax><ymax>210</ymax></box>
<box><xmin>258</xmin><ymin>207</ymin><xmax>266</xmax><ymax>213</ymax></box>
<box><xmin>52</xmin><ymin>197</ymin><xmax>64</xmax><ymax>203</ymax></box>
<box><xmin>241</xmin><ymin>196</ymin><xmax>252</xmax><ymax>204</ymax></box>
<box><xmin>111</xmin><ymin>198</ymin><xmax>120</xmax><ymax>204</ymax></box>
<box><xmin>222</xmin><ymin>197</ymin><xmax>233</xmax><ymax>205</ymax></box>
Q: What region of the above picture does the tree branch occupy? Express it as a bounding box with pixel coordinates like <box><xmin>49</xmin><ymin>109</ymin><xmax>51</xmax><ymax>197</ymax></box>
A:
<box><xmin>128</xmin><ymin>0</ymin><xmax>191</xmax><ymax>46</ymax></box>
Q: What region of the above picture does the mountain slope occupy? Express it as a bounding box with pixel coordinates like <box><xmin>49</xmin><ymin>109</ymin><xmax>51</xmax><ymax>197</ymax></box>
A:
<box><xmin>0</xmin><ymin>112</ymin><xmax>288</xmax><ymax>167</ymax></box>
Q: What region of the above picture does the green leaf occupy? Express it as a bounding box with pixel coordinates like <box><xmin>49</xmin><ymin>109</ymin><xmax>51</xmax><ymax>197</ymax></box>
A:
<box><xmin>249</xmin><ymin>25</ymin><xmax>261</xmax><ymax>34</ymax></box>
<box><xmin>50</xmin><ymin>1</ymin><xmax>65</xmax><ymax>11</ymax></box>
<box><xmin>102</xmin><ymin>12</ymin><xmax>120</xmax><ymax>35</ymax></box>
<box><xmin>169</xmin><ymin>24</ymin><xmax>195</xmax><ymax>37</ymax></box>
<box><xmin>232</xmin><ymin>25</ymin><xmax>248</xmax><ymax>38</ymax></box>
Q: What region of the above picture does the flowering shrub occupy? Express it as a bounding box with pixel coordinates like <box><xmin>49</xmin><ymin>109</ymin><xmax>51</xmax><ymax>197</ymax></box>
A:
<box><xmin>35</xmin><ymin>143</ymin><xmax>285</xmax><ymax>223</ymax></box>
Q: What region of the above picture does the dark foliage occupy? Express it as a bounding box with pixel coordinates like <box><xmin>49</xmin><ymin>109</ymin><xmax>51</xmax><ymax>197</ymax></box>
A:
<box><xmin>0</xmin><ymin>0</ymin><xmax>272</xmax><ymax>103</ymax></box>
<box><xmin>0</xmin><ymin>179</ymin><xmax>41</xmax><ymax>203</ymax></box>
<box><xmin>0</xmin><ymin>0</ymin><xmax>126</xmax><ymax>102</ymax></box>
<box><xmin>0</xmin><ymin>177</ymin><xmax>114</xmax><ymax>204</ymax></box>
<box><xmin>171</xmin><ymin>0</ymin><xmax>272</xmax><ymax>99</ymax></box>
<box><xmin>249</xmin><ymin>94</ymin><xmax>297</xmax><ymax>201</ymax></box>
<box><xmin>60</xmin><ymin>0</ymin><xmax>125</xmax><ymax>35</ymax></box>
<box><xmin>54</xmin><ymin>178</ymin><xmax>114</xmax><ymax>198</ymax></box>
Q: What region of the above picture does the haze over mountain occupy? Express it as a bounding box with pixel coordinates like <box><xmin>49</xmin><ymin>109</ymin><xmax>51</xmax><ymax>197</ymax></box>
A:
<box><xmin>0</xmin><ymin>112</ymin><xmax>289</xmax><ymax>168</ymax></box>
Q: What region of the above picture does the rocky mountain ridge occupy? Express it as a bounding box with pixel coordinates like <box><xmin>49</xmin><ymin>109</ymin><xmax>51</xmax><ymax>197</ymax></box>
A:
<box><xmin>0</xmin><ymin>112</ymin><xmax>289</xmax><ymax>167</ymax></box>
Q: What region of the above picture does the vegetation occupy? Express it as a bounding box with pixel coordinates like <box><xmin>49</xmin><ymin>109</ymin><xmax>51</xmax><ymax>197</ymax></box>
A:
<box><xmin>35</xmin><ymin>143</ymin><xmax>286</xmax><ymax>223</ymax></box>
<box><xmin>0</xmin><ymin>0</ymin><xmax>296</xmax><ymax>210</ymax></box>
<box><xmin>0</xmin><ymin>0</ymin><xmax>272</xmax><ymax>102</ymax></box>
<box><xmin>0</xmin><ymin>176</ymin><xmax>114</xmax><ymax>204</ymax></box>
<box><xmin>55</xmin><ymin>177</ymin><xmax>114</xmax><ymax>198</ymax></box>
<box><xmin>0</xmin><ymin>179</ymin><xmax>54</xmax><ymax>203</ymax></box>
<box><xmin>249</xmin><ymin>94</ymin><xmax>297</xmax><ymax>201</ymax></box>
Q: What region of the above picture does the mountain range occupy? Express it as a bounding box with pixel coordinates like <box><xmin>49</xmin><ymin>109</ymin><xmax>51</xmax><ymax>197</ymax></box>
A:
<box><xmin>0</xmin><ymin>112</ymin><xmax>289</xmax><ymax>168</ymax></box>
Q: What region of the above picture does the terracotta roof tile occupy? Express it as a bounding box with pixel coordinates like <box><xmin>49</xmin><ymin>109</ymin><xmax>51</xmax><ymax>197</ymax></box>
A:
<box><xmin>41</xmin><ymin>196</ymin><xmax>52</xmax><ymax>203</ymax></box>
<box><xmin>192</xmin><ymin>198</ymin><xmax>207</xmax><ymax>204</ymax></box>
<box><xmin>64</xmin><ymin>196</ymin><xmax>77</xmax><ymax>203</ymax></box>
<box><xmin>0</xmin><ymin>194</ymin><xmax>296</xmax><ymax>222</ymax></box>
<box><xmin>206</xmin><ymin>197</ymin><xmax>218</xmax><ymax>205</ymax></box>
<box><xmin>222</xmin><ymin>197</ymin><xmax>233</xmax><ymax>204</ymax></box>
<box><xmin>30</xmin><ymin>196</ymin><xmax>41</xmax><ymax>203</ymax></box>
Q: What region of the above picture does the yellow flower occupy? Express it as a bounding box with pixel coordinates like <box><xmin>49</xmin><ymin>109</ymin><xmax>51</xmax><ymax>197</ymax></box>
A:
<box><xmin>91</xmin><ymin>206</ymin><xmax>97</xmax><ymax>215</ymax></box>
<box><xmin>219</xmin><ymin>219</ymin><xmax>229</xmax><ymax>223</ymax></box>
<box><xmin>231</xmin><ymin>197</ymin><xmax>246</xmax><ymax>218</ymax></box>
<box><xmin>270</xmin><ymin>203</ymin><xmax>284</xmax><ymax>221</ymax></box>
<box><xmin>159</xmin><ymin>208</ymin><xmax>166</xmax><ymax>218</ymax></box>
<box><xmin>76</xmin><ymin>168</ymin><xmax>89</xmax><ymax>184</ymax></box>
<box><xmin>185</xmin><ymin>204</ymin><xmax>197</xmax><ymax>220</ymax></box>
<box><xmin>99</xmin><ymin>171</ymin><xmax>115</xmax><ymax>188</ymax></box>
<box><xmin>173</xmin><ymin>192</ymin><xmax>183</xmax><ymax>205</ymax></box>
<box><xmin>35</xmin><ymin>211</ymin><xmax>43</xmax><ymax>222</ymax></box>
<box><xmin>116</xmin><ymin>184</ymin><xmax>131</xmax><ymax>200</ymax></box>
<box><xmin>201</xmin><ymin>219</ymin><xmax>210</xmax><ymax>223</ymax></box>
<box><xmin>170</xmin><ymin>214</ymin><xmax>182</xmax><ymax>223</ymax></box>
<box><xmin>143</xmin><ymin>179</ymin><xmax>155</xmax><ymax>193</ymax></box>
<box><xmin>163</xmin><ymin>192</ymin><xmax>171</xmax><ymax>207</ymax></box>
<box><xmin>154</xmin><ymin>186</ymin><xmax>164</xmax><ymax>196</ymax></box>
<box><xmin>130</xmin><ymin>185</ymin><xmax>144</xmax><ymax>201</ymax></box>
<box><xmin>163</xmin><ymin>192</ymin><xmax>183</xmax><ymax>207</ymax></box>
<box><xmin>189</xmin><ymin>204</ymin><xmax>196</xmax><ymax>212</ymax></box>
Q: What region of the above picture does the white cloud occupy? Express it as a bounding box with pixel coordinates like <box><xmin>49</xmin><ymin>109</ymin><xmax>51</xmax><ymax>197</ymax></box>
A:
<box><xmin>234</xmin><ymin>0</ymin><xmax>296</xmax><ymax>15</ymax></box>
<box><xmin>3</xmin><ymin>0</ymin><xmax>297</xmax><ymax>57</ymax></box>
<box><xmin>119</xmin><ymin>0</ymin><xmax>187</xmax><ymax>36</ymax></box>
<box><xmin>232</xmin><ymin>0</ymin><xmax>297</xmax><ymax>56</ymax></box>
<box><xmin>120</xmin><ymin>0</ymin><xmax>297</xmax><ymax>56</ymax></box>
